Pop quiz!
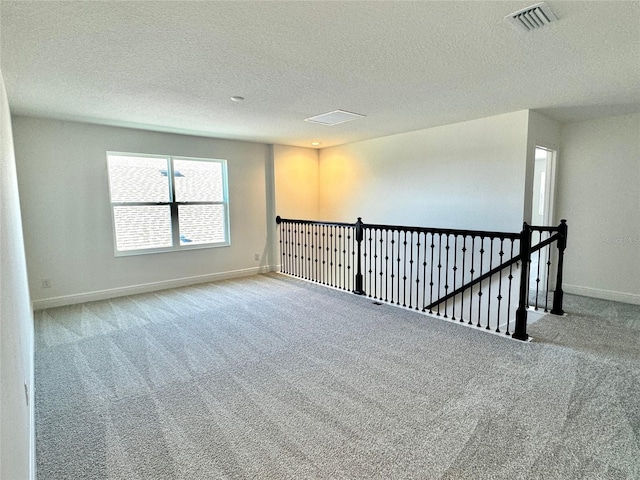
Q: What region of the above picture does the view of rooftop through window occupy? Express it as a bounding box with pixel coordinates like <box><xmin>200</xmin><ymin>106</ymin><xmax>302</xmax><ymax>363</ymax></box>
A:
<box><xmin>107</xmin><ymin>153</ymin><xmax>229</xmax><ymax>254</ymax></box>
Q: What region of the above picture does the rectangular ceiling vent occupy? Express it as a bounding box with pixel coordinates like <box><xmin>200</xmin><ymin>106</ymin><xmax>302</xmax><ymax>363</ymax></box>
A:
<box><xmin>305</xmin><ymin>110</ymin><xmax>365</xmax><ymax>126</ymax></box>
<box><xmin>506</xmin><ymin>2</ymin><xmax>558</xmax><ymax>32</ymax></box>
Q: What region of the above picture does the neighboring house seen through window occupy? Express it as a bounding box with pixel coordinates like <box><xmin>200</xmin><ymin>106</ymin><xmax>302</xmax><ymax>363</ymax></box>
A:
<box><xmin>106</xmin><ymin>152</ymin><xmax>230</xmax><ymax>255</ymax></box>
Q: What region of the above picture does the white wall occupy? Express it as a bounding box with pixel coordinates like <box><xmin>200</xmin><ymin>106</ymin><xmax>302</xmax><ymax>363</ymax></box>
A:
<box><xmin>12</xmin><ymin>117</ymin><xmax>274</xmax><ymax>308</ymax></box>
<box><xmin>1</xmin><ymin>73</ymin><xmax>35</xmax><ymax>480</ymax></box>
<box><xmin>273</xmin><ymin>144</ymin><xmax>319</xmax><ymax>219</ymax></box>
<box><xmin>556</xmin><ymin>113</ymin><xmax>640</xmax><ymax>303</ymax></box>
<box><xmin>319</xmin><ymin>110</ymin><xmax>530</xmax><ymax>232</ymax></box>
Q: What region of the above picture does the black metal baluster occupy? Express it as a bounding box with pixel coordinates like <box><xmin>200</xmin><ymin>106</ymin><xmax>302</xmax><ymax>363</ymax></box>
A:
<box><xmin>287</xmin><ymin>223</ymin><xmax>295</xmax><ymax>275</ymax></box>
<box><xmin>436</xmin><ymin>233</ymin><xmax>442</xmax><ymax>316</ymax></box>
<box><xmin>328</xmin><ymin>226</ymin><xmax>333</xmax><ymax>286</ymax></box>
<box><xmin>408</xmin><ymin>231</ymin><xmax>414</xmax><ymax>309</ymax></box>
<box><xmin>544</xmin><ymin>233</ymin><xmax>552</xmax><ymax>311</ymax></box>
<box><xmin>345</xmin><ymin>226</ymin><xmax>349</xmax><ymax>290</ymax></box>
<box><xmin>287</xmin><ymin>222</ymin><xmax>291</xmax><ymax>274</ymax></box>
<box><xmin>298</xmin><ymin>223</ymin><xmax>302</xmax><ymax>277</ymax></box>
<box><xmin>506</xmin><ymin>240</ymin><xmax>515</xmax><ymax>336</ymax></box>
<box><xmin>302</xmin><ymin>225</ymin><xmax>309</xmax><ymax>279</ymax></box>
<box><xmin>324</xmin><ymin>224</ymin><xmax>328</xmax><ymax>285</ymax></box>
<box><xmin>316</xmin><ymin>225</ymin><xmax>320</xmax><ymax>282</ymax></box>
<box><xmin>443</xmin><ymin>234</ymin><xmax>450</xmax><ymax>318</ymax></box>
<box><xmin>346</xmin><ymin>228</ymin><xmax>352</xmax><ymax>291</ymax></box>
<box><xmin>297</xmin><ymin>225</ymin><xmax>302</xmax><ymax>277</ymax></box>
<box><xmin>284</xmin><ymin>222</ymin><xmax>288</xmax><ymax>274</ymax></box>
<box><xmin>300</xmin><ymin>224</ymin><xmax>304</xmax><ymax>278</ymax></box>
<box><xmin>338</xmin><ymin>225</ymin><xmax>342</xmax><ymax>288</ymax></box>
<box><xmin>330</xmin><ymin>226</ymin><xmax>335</xmax><ymax>285</ymax></box>
<box><xmin>302</xmin><ymin>229</ymin><xmax>311</xmax><ymax>280</ymax></box>
<box><xmin>422</xmin><ymin>233</ymin><xmax>428</xmax><ymax>312</ymax></box>
<box><xmin>377</xmin><ymin>230</ymin><xmax>383</xmax><ymax>300</ymax></box>
<box><xmin>429</xmin><ymin>234</ymin><xmax>435</xmax><ymax>313</ymax></box>
<box><xmin>294</xmin><ymin>223</ymin><xmax>298</xmax><ymax>276</ymax></box>
<box><xmin>390</xmin><ymin>230</ymin><xmax>396</xmax><ymax>304</ymax></box>
<box><xmin>380</xmin><ymin>229</ymin><xmax>389</xmax><ymax>302</ymax></box>
<box><xmin>460</xmin><ymin>235</ymin><xmax>467</xmax><ymax>323</ymax></box>
<box><xmin>535</xmin><ymin>230</ymin><xmax>542</xmax><ymax>310</ymax></box>
<box><xmin>314</xmin><ymin>226</ymin><xmax>319</xmax><ymax>282</ymax></box>
<box><xmin>396</xmin><ymin>230</ymin><xmax>401</xmax><ymax>305</ymax></box>
<box><xmin>319</xmin><ymin>224</ymin><xmax>324</xmax><ymax>283</ymax></box>
<box><xmin>486</xmin><ymin>237</ymin><xmax>493</xmax><ymax>330</ymax></box>
<box><xmin>477</xmin><ymin>236</ymin><xmax>484</xmax><ymax>328</ymax></box>
<box><xmin>345</xmin><ymin>226</ymin><xmax>350</xmax><ymax>290</ymax></box>
<box><xmin>336</xmin><ymin>227</ymin><xmax>341</xmax><ymax>288</ymax></box>
<box><xmin>308</xmin><ymin>228</ymin><xmax>313</xmax><ymax>280</ymax></box>
<box><xmin>300</xmin><ymin>224</ymin><xmax>305</xmax><ymax>278</ymax></box>
<box><xmin>324</xmin><ymin>225</ymin><xmax>331</xmax><ymax>285</ymax></box>
<box><xmin>414</xmin><ymin>232</ymin><xmax>421</xmax><ymax>311</ymax></box>
<box><xmin>295</xmin><ymin>223</ymin><xmax>298</xmax><ymax>276</ymax></box>
<box><xmin>372</xmin><ymin>229</ymin><xmax>378</xmax><ymax>299</ymax></box>
<box><xmin>367</xmin><ymin>228</ymin><xmax>373</xmax><ymax>297</ymax></box>
<box><xmin>496</xmin><ymin>238</ymin><xmax>505</xmax><ymax>333</ymax></box>
<box><xmin>452</xmin><ymin>235</ymin><xmax>458</xmax><ymax>321</ymax></box>
<box><xmin>328</xmin><ymin>225</ymin><xmax>333</xmax><ymax>286</ymax></box>
<box><xmin>334</xmin><ymin>226</ymin><xmax>339</xmax><ymax>287</ymax></box>
<box><xmin>403</xmin><ymin>230</ymin><xmax>408</xmax><ymax>307</ymax></box>
<box><xmin>468</xmin><ymin>237</ymin><xmax>475</xmax><ymax>325</ymax></box>
<box><xmin>341</xmin><ymin>226</ymin><xmax>344</xmax><ymax>287</ymax></box>
<box><xmin>326</xmin><ymin>225</ymin><xmax>330</xmax><ymax>285</ymax></box>
<box><xmin>342</xmin><ymin>226</ymin><xmax>347</xmax><ymax>290</ymax></box>
<box><xmin>299</xmin><ymin>224</ymin><xmax>304</xmax><ymax>279</ymax></box>
<box><xmin>298</xmin><ymin>224</ymin><xmax>303</xmax><ymax>278</ymax></box>
<box><xmin>336</xmin><ymin>226</ymin><xmax>339</xmax><ymax>286</ymax></box>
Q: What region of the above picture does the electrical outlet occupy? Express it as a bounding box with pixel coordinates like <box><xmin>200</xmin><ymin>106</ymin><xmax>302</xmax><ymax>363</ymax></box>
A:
<box><xmin>41</xmin><ymin>278</ymin><xmax>52</xmax><ymax>289</ymax></box>
<box><xmin>254</xmin><ymin>253</ymin><xmax>260</xmax><ymax>261</ymax></box>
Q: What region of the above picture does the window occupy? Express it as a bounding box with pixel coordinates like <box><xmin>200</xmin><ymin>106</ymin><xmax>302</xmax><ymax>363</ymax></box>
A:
<box><xmin>106</xmin><ymin>152</ymin><xmax>229</xmax><ymax>255</ymax></box>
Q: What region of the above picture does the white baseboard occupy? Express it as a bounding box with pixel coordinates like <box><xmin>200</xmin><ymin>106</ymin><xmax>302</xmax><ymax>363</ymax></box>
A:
<box><xmin>33</xmin><ymin>265</ymin><xmax>276</xmax><ymax>310</ymax></box>
<box><xmin>564</xmin><ymin>284</ymin><xmax>640</xmax><ymax>305</ymax></box>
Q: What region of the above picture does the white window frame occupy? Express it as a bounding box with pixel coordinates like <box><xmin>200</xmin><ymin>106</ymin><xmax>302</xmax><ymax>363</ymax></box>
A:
<box><xmin>106</xmin><ymin>151</ymin><xmax>230</xmax><ymax>256</ymax></box>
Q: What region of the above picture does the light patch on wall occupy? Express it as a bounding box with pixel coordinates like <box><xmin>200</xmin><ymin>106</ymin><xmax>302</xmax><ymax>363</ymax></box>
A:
<box><xmin>319</xmin><ymin>151</ymin><xmax>367</xmax><ymax>221</ymax></box>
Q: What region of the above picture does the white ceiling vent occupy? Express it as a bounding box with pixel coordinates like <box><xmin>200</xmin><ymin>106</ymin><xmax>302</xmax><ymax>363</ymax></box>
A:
<box><xmin>506</xmin><ymin>2</ymin><xmax>558</xmax><ymax>32</ymax></box>
<box><xmin>305</xmin><ymin>110</ymin><xmax>366</xmax><ymax>126</ymax></box>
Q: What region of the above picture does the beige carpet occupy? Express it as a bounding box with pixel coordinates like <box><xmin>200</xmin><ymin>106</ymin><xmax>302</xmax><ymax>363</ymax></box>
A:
<box><xmin>35</xmin><ymin>273</ymin><xmax>640</xmax><ymax>479</ymax></box>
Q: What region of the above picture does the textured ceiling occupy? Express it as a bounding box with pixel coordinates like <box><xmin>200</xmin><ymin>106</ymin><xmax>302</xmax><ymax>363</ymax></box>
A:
<box><xmin>1</xmin><ymin>1</ymin><xmax>639</xmax><ymax>148</ymax></box>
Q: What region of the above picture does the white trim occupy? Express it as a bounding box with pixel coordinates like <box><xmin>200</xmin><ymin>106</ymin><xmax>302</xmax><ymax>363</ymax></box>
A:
<box><xmin>33</xmin><ymin>266</ymin><xmax>276</xmax><ymax>310</ymax></box>
<box><xmin>564</xmin><ymin>284</ymin><xmax>640</xmax><ymax>305</ymax></box>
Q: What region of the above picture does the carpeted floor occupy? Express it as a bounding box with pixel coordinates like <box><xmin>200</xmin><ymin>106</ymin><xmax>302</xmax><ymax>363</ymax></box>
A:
<box><xmin>34</xmin><ymin>273</ymin><xmax>640</xmax><ymax>479</ymax></box>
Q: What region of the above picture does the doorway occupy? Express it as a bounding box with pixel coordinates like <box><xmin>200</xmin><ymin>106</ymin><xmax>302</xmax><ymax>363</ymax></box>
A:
<box><xmin>529</xmin><ymin>146</ymin><xmax>557</xmax><ymax>299</ymax></box>
<box><xmin>531</xmin><ymin>147</ymin><xmax>556</xmax><ymax>226</ymax></box>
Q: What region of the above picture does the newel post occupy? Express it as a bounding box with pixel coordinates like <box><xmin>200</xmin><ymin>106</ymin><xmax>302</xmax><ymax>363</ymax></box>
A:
<box><xmin>353</xmin><ymin>217</ymin><xmax>365</xmax><ymax>295</ymax></box>
<box><xmin>513</xmin><ymin>222</ymin><xmax>531</xmax><ymax>341</ymax></box>
<box><xmin>551</xmin><ymin>219</ymin><xmax>568</xmax><ymax>315</ymax></box>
